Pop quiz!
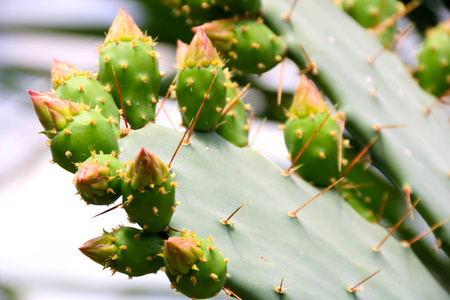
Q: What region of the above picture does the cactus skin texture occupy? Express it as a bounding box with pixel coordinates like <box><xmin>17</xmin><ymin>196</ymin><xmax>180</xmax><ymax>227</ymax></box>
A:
<box><xmin>28</xmin><ymin>91</ymin><xmax>119</xmax><ymax>173</ymax></box>
<box><xmin>98</xmin><ymin>8</ymin><xmax>161</xmax><ymax>130</ymax></box>
<box><xmin>175</xmin><ymin>29</ymin><xmax>227</xmax><ymax>131</ymax></box>
<box><xmin>284</xmin><ymin>75</ymin><xmax>342</xmax><ymax>186</ymax></box>
<box><xmin>342</xmin><ymin>0</ymin><xmax>401</xmax><ymax>46</ymax></box>
<box><xmin>162</xmin><ymin>230</ymin><xmax>227</xmax><ymax>299</ymax></box>
<box><xmin>79</xmin><ymin>226</ymin><xmax>165</xmax><ymax>277</ymax></box>
<box><xmin>52</xmin><ymin>60</ymin><xmax>121</xmax><ymax>138</ymax></box>
<box><xmin>417</xmin><ymin>19</ymin><xmax>450</xmax><ymax>97</ymax></box>
<box><xmin>163</xmin><ymin>0</ymin><xmax>231</xmax><ymax>25</ymax></box>
<box><xmin>197</xmin><ymin>18</ymin><xmax>285</xmax><ymax>73</ymax></box>
<box><xmin>121</xmin><ymin>147</ymin><xmax>176</xmax><ymax>233</ymax></box>
<box><xmin>74</xmin><ymin>152</ymin><xmax>124</xmax><ymax>205</ymax></box>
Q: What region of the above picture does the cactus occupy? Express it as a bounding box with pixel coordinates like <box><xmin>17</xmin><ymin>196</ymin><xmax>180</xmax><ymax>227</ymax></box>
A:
<box><xmin>417</xmin><ymin>19</ymin><xmax>450</xmax><ymax>97</ymax></box>
<box><xmin>197</xmin><ymin>18</ymin><xmax>285</xmax><ymax>73</ymax></box>
<box><xmin>121</xmin><ymin>147</ymin><xmax>177</xmax><ymax>233</ymax></box>
<box><xmin>175</xmin><ymin>29</ymin><xmax>227</xmax><ymax>131</ymax></box>
<box><xmin>162</xmin><ymin>230</ymin><xmax>228</xmax><ymax>299</ymax></box>
<box><xmin>97</xmin><ymin>8</ymin><xmax>161</xmax><ymax>129</ymax></box>
<box><xmin>28</xmin><ymin>91</ymin><xmax>119</xmax><ymax>173</ymax></box>
<box><xmin>79</xmin><ymin>226</ymin><xmax>165</xmax><ymax>277</ymax></box>
<box><xmin>74</xmin><ymin>152</ymin><xmax>125</xmax><ymax>205</ymax></box>
<box><xmin>27</xmin><ymin>1</ymin><xmax>450</xmax><ymax>299</ymax></box>
<box><xmin>51</xmin><ymin>59</ymin><xmax>121</xmax><ymax>137</ymax></box>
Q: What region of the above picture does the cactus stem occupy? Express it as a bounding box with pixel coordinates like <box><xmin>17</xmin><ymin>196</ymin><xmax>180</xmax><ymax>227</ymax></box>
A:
<box><xmin>284</xmin><ymin>106</ymin><xmax>337</xmax><ymax>175</ymax></box>
<box><xmin>186</xmin><ymin>72</ymin><xmax>219</xmax><ymax>143</ymax></box>
<box><xmin>339</xmin><ymin>135</ymin><xmax>378</xmax><ymax>179</ymax></box>
<box><xmin>347</xmin><ymin>268</ymin><xmax>383</xmax><ymax>293</ymax></box>
<box><xmin>112</xmin><ymin>66</ymin><xmax>129</xmax><ymax>129</ymax></box>
<box><xmin>372</xmin><ymin>124</ymin><xmax>411</xmax><ymax>132</ymax></box>
<box><xmin>169</xmin><ymin>118</ymin><xmax>194</xmax><ymax>168</ymax></box>
<box><xmin>91</xmin><ymin>203</ymin><xmax>122</xmax><ymax>218</ymax></box>
<box><xmin>402</xmin><ymin>216</ymin><xmax>450</xmax><ymax>247</ymax></box>
<box><xmin>377</xmin><ymin>191</ymin><xmax>390</xmax><ymax>224</ymax></box>
<box><xmin>288</xmin><ymin>177</ymin><xmax>344</xmax><ymax>217</ymax></box>
<box><xmin>155</xmin><ymin>75</ymin><xmax>177</xmax><ymax>119</ymax></box>
<box><xmin>372</xmin><ymin>199</ymin><xmax>420</xmax><ymax>252</ymax></box>
<box><xmin>403</xmin><ymin>185</ymin><xmax>414</xmax><ymax>220</ymax></box>
<box><xmin>220</xmin><ymin>203</ymin><xmax>246</xmax><ymax>226</ymax></box>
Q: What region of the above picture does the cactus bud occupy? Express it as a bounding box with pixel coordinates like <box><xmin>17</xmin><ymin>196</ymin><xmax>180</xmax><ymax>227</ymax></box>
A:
<box><xmin>288</xmin><ymin>75</ymin><xmax>328</xmax><ymax>118</ymax></box>
<box><xmin>79</xmin><ymin>230</ymin><xmax>118</xmax><ymax>265</ymax></box>
<box><xmin>184</xmin><ymin>28</ymin><xmax>222</xmax><ymax>68</ymax></box>
<box><xmin>51</xmin><ymin>59</ymin><xmax>87</xmax><ymax>89</ymax></box>
<box><xmin>176</xmin><ymin>40</ymin><xmax>190</xmax><ymax>68</ymax></box>
<box><xmin>127</xmin><ymin>147</ymin><xmax>169</xmax><ymax>190</ymax></box>
<box><xmin>194</xmin><ymin>20</ymin><xmax>235</xmax><ymax>51</ymax></box>
<box><xmin>104</xmin><ymin>8</ymin><xmax>144</xmax><ymax>45</ymax></box>
<box><xmin>75</xmin><ymin>162</ymin><xmax>110</xmax><ymax>198</ymax></box>
<box><xmin>163</xmin><ymin>236</ymin><xmax>204</xmax><ymax>275</ymax></box>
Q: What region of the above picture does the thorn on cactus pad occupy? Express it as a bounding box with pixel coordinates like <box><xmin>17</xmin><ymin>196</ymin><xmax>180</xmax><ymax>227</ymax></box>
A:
<box><xmin>402</xmin><ymin>216</ymin><xmax>450</xmax><ymax>247</ymax></box>
<box><xmin>220</xmin><ymin>203</ymin><xmax>245</xmax><ymax>227</ymax></box>
<box><xmin>372</xmin><ymin>199</ymin><xmax>420</xmax><ymax>251</ymax></box>
<box><xmin>347</xmin><ymin>269</ymin><xmax>383</xmax><ymax>293</ymax></box>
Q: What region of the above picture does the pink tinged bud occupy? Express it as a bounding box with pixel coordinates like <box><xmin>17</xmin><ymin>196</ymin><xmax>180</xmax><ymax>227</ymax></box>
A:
<box><xmin>51</xmin><ymin>59</ymin><xmax>86</xmax><ymax>89</ymax></box>
<box><xmin>128</xmin><ymin>147</ymin><xmax>169</xmax><ymax>190</ymax></box>
<box><xmin>184</xmin><ymin>28</ymin><xmax>222</xmax><ymax>68</ymax></box>
<box><xmin>163</xmin><ymin>236</ymin><xmax>204</xmax><ymax>275</ymax></box>
<box><xmin>28</xmin><ymin>90</ymin><xmax>54</xmax><ymax>132</ymax></box>
<box><xmin>79</xmin><ymin>231</ymin><xmax>117</xmax><ymax>265</ymax></box>
<box><xmin>75</xmin><ymin>162</ymin><xmax>111</xmax><ymax>198</ymax></box>
<box><xmin>176</xmin><ymin>40</ymin><xmax>189</xmax><ymax>67</ymax></box>
<box><xmin>194</xmin><ymin>20</ymin><xmax>235</xmax><ymax>52</ymax></box>
<box><xmin>289</xmin><ymin>75</ymin><xmax>328</xmax><ymax>118</ymax></box>
<box><xmin>104</xmin><ymin>8</ymin><xmax>144</xmax><ymax>44</ymax></box>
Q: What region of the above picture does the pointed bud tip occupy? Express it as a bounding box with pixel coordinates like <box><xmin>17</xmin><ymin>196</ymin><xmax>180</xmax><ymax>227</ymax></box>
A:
<box><xmin>104</xmin><ymin>8</ymin><xmax>144</xmax><ymax>44</ymax></box>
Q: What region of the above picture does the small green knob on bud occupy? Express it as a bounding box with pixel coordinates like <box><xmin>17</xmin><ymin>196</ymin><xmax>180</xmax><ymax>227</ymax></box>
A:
<box><xmin>79</xmin><ymin>230</ymin><xmax>118</xmax><ymax>265</ymax></box>
<box><xmin>104</xmin><ymin>8</ymin><xmax>145</xmax><ymax>45</ymax></box>
<box><xmin>288</xmin><ymin>75</ymin><xmax>328</xmax><ymax>119</ymax></box>
<box><xmin>127</xmin><ymin>147</ymin><xmax>169</xmax><ymax>190</ymax></box>
<box><xmin>163</xmin><ymin>234</ymin><xmax>204</xmax><ymax>276</ymax></box>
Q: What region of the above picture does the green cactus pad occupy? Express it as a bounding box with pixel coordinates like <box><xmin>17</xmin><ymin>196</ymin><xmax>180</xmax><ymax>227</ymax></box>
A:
<box><xmin>74</xmin><ymin>153</ymin><xmax>125</xmax><ymax>205</ymax></box>
<box><xmin>417</xmin><ymin>20</ymin><xmax>450</xmax><ymax>97</ymax></box>
<box><xmin>98</xmin><ymin>39</ymin><xmax>161</xmax><ymax>129</ymax></box>
<box><xmin>50</xmin><ymin>110</ymin><xmax>119</xmax><ymax>173</ymax></box>
<box><xmin>118</xmin><ymin>123</ymin><xmax>448</xmax><ymax>300</ymax></box>
<box><xmin>79</xmin><ymin>226</ymin><xmax>165</xmax><ymax>277</ymax></box>
<box><xmin>165</xmin><ymin>233</ymin><xmax>227</xmax><ymax>299</ymax></box>
<box><xmin>54</xmin><ymin>75</ymin><xmax>120</xmax><ymax>137</ymax></box>
<box><xmin>284</xmin><ymin>113</ymin><xmax>340</xmax><ymax>186</ymax></box>
<box><xmin>122</xmin><ymin>177</ymin><xmax>176</xmax><ymax>233</ymax></box>
<box><xmin>176</xmin><ymin>64</ymin><xmax>227</xmax><ymax>131</ymax></box>
<box><xmin>343</xmin><ymin>0</ymin><xmax>400</xmax><ymax>46</ymax></box>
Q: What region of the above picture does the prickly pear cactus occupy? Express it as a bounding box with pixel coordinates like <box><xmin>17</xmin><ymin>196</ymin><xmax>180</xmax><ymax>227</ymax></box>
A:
<box><xmin>97</xmin><ymin>8</ymin><xmax>161</xmax><ymax>130</ymax></box>
<box><xmin>28</xmin><ymin>0</ymin><xmax>450</xmax><ymax>299</ymax></box>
